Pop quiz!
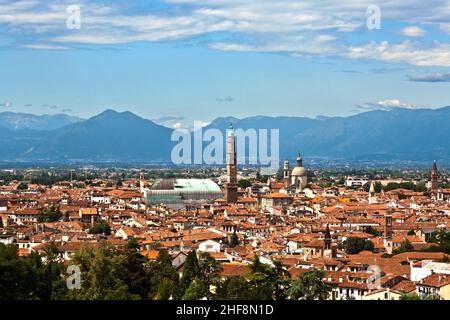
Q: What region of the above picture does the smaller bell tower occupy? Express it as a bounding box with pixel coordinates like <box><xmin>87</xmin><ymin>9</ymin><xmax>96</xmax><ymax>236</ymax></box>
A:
<box><xmin>283</xmin><ymin>160</ymin><xmax>290</xmax><ymax>187</ymax></box>
<box><xmin>384</xmin><ymin>209</ymin><xmax>394</xmax><ymax>254</ymax></box>
<box><xmin>139</xmin><ymin>170</ymin><xmax>145</xmax><ymax>192</ymax></box>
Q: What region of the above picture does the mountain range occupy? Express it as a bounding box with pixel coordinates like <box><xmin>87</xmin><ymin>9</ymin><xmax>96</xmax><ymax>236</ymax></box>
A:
<box><xmin>0</xmin><ymin>107</ymin><xmax>449</xmax><ymax>163</ymax></box>
<box><xmin>0</xmin><ymin>112</ymin><xmax>83</xmax><ymax>131</ymax></box>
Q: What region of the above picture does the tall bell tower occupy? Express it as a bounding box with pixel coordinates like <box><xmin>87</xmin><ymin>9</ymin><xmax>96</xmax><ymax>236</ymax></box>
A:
<box><xmin>431</xmin><ymin>161</ymin><xmax>439</xmax><ymax>193</ymax></box>
<box><xmin>225</xmin><ymin>124</ymin><xmax>238</xmax><ymax>204</ymax></box>
<box><xmin>384</xmin><ymin>209</ymin><xmax>394</xmax><ymax>254</ymax></box>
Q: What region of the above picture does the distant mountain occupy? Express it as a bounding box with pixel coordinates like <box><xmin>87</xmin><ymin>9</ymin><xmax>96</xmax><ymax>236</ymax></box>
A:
<box><xmin>0</xmin><ymin>112</ymin><xmax>83</xmax><ymax>131</ymax></box>
<box><xmin>152</xmin><ymin>116</ymin><xmax>187</xmax><ymax>129</ymax></box>
<box><xmin>205</xmin><ymin>115</ymin><xmax>319</xmax><ymax>160</ymax></box>
<box><xmin>293</xmin><ymin>107</ymin><xmax>450</xmax><ymax>161</ymax></box>
<box><xmin>24</xmin><ymin>110</ymin><xmax>173</xmax><ymax>162</ymax></box>
<box><xmin>204</xmin><ymin>107</ymin><xmax>450</xmax><ymax>162</ymax></box>
<box><xmin>207</xmin><ymin>115</ymin><xmax>317</xmax><ymax>137</ymax></box>
<box><xmin>0</xmin><ymin>107</ymin><xmax>449</xmax><ymax>163</ymax></box>
<box><xmin>315</xmin><ymin>115</ymin><xmax>333</xmax><ymax>121</ymax></box>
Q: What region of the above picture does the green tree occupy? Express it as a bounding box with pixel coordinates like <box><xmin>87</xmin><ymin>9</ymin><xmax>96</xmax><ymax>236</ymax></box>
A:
<box><xmin>422</xmin><ymin>230</ymin><xmax>450</xmax><ymax>254</ymax></box>
<box><xmin>400</xmin><ymin>293</ymin><xmax>421</xmax><ymax>300</ymax></box>
<box><xmin>215</xmin><ymin>276</ymin><xmax>250</xmax><ymax>300</ymax></box>
<box><xmin>430</xmin><ymin>229</ymin><xmax>450</xmax><ymax>246</ymax></box>
<box><xmin>17</xmin><ymin>182</ymin><xmax>28</xmax><ymax>190</ymax></box>
<box><xmin>120</xmin><ymin>249</ymin><xmax>149</xmax><ymax>299</ymax></box>
<box><xmin>198</xmin><ymin>252</ymin><xmax>223</xmax><ymax>299</ymax></box>
<box><xmin>178</xmin><ymin>251</ymin><xmax>201</xmax><ymax>299</ymax></box>
<box><xmin>400</xmin><ymin>292</ymin><xmax>440</xmax><ymax>300</ymax></box>
<box><xmin>229</xmin><ymin>230</ymin><xmax>239</xmax><ymax>247</ymax></box>
<box><xmin>365</xmin><ymin>226</ymin><xmax>382</xmax><ymax>237</ymax></box>
<box><xmin>363</xmin><ymin>181</ymin><xmax>382</xmax><ymax>193</ymax></box>
<box><xmin>147</xmin><ymin>250</ymin><xmax>179</xmax><ymax>300</ymax></box>
<box><xmin>65</xmin><ymin>241</ymin><xmax>139</xmax><ymax>300</ymax></box>
<box><xmin>237</xmin><ymin>179</ymin><xmax>252</xmax><ymax>188</ymax></box>
<box><xmin>25</xmin><ymin>249</ymin><xmax>67</xmax><ymax>300</ymax></box>
<box><xmin>272</xmin><ymin>260</ymin><xmax>291</xmax><ymax>300</ymax></box>
<box><xmin>88</xmin><ymin>221</ymin><xmax>111</xmax><ymax>235</ymax></box>
<box><xmin>37</xmin><ymin>205</ymin><xmax>62</xmax><ymax>222</ymax></box>
<box><xmin>415</xmin><ymin>182</ymin><xmax>427</xmax><ymax>192</ymax></box>
<box><xmin>0</xmin><ymin>243</ymin><xmax>66</xmax><ymax>300</ymax></box>
<box><xmin>337</xmin><ymin>177</ymin><xmax>345</xmax><ymax>186</ymax></box>
<box><xmin>244</xmin><ymin>256</ymin><xmax>276</xmax><ymax>300</ymax></box>
<box><xmin>126</xmin><ymin>237</ymin><xmax>140</xmax><ymax>252</ymax></box>
<box><xmin>154</xmin><ymin>278</ymin><xmax>177</xmax><ymax>300</ymax></box>
<box><xmin>182</xmin><ymin>277</ymin><xmax>208</xmax><ymax>300</ymax></box>
<box><xmin>0</xmin><ymin>243</ymin><xmax>28</xmax><ymax>299</ymax></box>
<box><xmin>287</xmin><ymin>269</ymin><xmax>333</xmax><ymax>300</ymax></box>
<box><xmin>393</xmin><ymin>239</ymin><xmax>415</xmax><ymax>254</ymax></box>
<box><xmin>345</xmin><ymin>238</ymin><xmax>374</xmax><ymax>254</ymax></box>
<box><xmin>103</xmin><ymin>284</ymin><xmax>141</xmax><ymax>300</ymax></box>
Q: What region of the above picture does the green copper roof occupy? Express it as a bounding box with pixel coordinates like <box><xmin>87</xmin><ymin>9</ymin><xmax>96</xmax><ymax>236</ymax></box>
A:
<box><xmin>173</xmin><ymin>179</ymin><xmax>222</xmax><ymax>192</ymax></box>
<box><xmin>144</xmin><ymin>179</ymin><xmax>223</xmax><ymax>204</ymax></box>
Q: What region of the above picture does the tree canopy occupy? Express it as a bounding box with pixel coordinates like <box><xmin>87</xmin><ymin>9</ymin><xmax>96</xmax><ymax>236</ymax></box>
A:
<box><xmin>345</xmin><ymin>237</ymin><xmax>374</xmax><ymax>254</ymax></box>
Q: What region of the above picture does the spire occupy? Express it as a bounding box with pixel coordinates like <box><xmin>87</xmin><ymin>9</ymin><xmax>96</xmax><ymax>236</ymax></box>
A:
<box><xmin>283</xmin><ymin>160</ymin><xmax>290</xmax><ymax>188</ymax></box>
<box><xmin>432</xmin><ymin>160</ymin><xmax>438</xmax><ymax>174</ymax></box>
<box><xmin>369</xmin><ymin>181</ymin><xmax>375</xmax><ymax>193</ymax></box>
<box><xmin>227</xmin><ymin>122</ymin><xmax>234</xmax><ymax>137</ymax></box>
<box><xmin>296</xmin><ymin>153</ymin><xmax>302</xmax><ymax>167</ymax></box>
<box><xmin>431</xmin><ymin>161</ymin><xmax>439</xmax><ymax>192</ymax></box>
<box><xmin>369</xmin><ymin>181</ymin><xmax>377</xmax><ymax>204</ymax></box>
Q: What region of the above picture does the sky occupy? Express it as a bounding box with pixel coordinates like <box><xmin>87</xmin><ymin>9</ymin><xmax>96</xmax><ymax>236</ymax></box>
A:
<box><xmin>1</xmin><ymin>0</ymin><xmax>450</xmax><ymax>127</ymax></box>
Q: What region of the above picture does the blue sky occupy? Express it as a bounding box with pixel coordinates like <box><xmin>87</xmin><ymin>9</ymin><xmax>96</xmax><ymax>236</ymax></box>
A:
<box><xmin>1</xmin><ymin>0</ymin><xmax>450</xmax><ymax>127</ymax></box>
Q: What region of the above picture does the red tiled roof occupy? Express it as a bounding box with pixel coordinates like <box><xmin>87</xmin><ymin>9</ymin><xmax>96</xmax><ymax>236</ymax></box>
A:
<box><xmin>219</xmin><ymin>263</ymin><xmax>250</xmax><ymax>277</ymax></box>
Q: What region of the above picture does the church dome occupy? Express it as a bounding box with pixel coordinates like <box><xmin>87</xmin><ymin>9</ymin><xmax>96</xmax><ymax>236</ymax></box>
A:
<box><xmin>292</xmin><ymin>166</ymin><xmax>307</xmax><ymax>176</ymax></box>
<box><xmin>291</xmin><ymin>154</ymin><xmax>307</xmax><ymax>176</ymax></box>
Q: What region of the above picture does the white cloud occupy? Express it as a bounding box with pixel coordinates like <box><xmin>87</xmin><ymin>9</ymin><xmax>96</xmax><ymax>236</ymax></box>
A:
<box><xmin>316</xmin><ymin>34</ymin><xmax>337</xmax><ymax>42</ymax></box>
<box><xmin>346</xmin><ymin>41</ymin><xmax>450</xmax><ymax>67</ymax></box>
<box><xmin>0</xmin><ymin>101</ymin><xmax>13</xmax><ymax>108</ymax></box>
<box><xmin>377</xmin><ymin>99</ymin><xmax>415</xmax><ymax>109</ymax></box>
<box><xmin>440</xmin><ymin>23</ymin><xmax>450</xmax><ymax>34</ymax></box>
<box><xmin>401</xmin><ymin>26</ymin><xmax>425</xmax><ymax>37</ymax></box>
<box><xmin>357</xmin><ymin>99</ymin><xmax>416</xmax><ymax>111</ymax></box>
<box><xmin>408</xmin><ymin>72</ymin><xmax>450</xmax><ymax>82</ymax></box>
<box><xmin>21</xmin><ymin>43</ymin><xmax>68</xmax><ymax>50</ymax></box>
<box><xmin>2</xmin><ymin>0</ymin><xmax>450</xmax><ymax>67</ymax></box>
<box><xmin>210</xmin><ymin>32</ymin><xmax>338</xmax><ymax>57</ymax></box>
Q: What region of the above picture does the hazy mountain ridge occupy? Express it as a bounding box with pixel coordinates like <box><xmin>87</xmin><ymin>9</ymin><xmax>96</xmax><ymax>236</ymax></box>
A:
<box><xmin>25</xmin><ymin>110</ymin><xmax>173</xmax><ymax>161</ymax></box>
<box><xmin>0</xmin><ymin>112</ymin><xmax>84</xmax><ymax>131</ymax></box>
<box><xmin>0</xmin><ymin>107</ymin><xmax>449</xmax><ymax>162</ymax></box>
